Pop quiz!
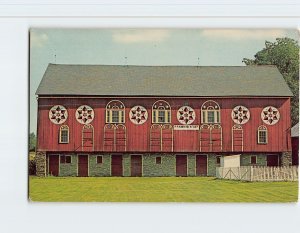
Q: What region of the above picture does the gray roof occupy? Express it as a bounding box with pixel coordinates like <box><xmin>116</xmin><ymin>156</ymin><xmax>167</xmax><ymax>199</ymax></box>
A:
<box><xmin>291</xmin><ymin>123</ymin><xmax>299</xmax><ymax>137</ymax></box>
<box><xmin>36</xmin><ymin>64</ymin><xmax>293</xmax><ymax>97</ymax></box>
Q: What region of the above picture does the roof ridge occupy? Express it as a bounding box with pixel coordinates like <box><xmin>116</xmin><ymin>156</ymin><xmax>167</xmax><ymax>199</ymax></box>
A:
<box><xmin>48</xmin><ymin>63</ymin><xmax>278</xmax><ymax>68</ymax></box>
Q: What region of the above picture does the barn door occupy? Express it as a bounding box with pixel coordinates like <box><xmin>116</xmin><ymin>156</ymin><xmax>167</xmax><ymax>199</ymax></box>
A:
<box><xmin>111</xmin><ymin>155</ymin><xmax>123</xmax><ymax>176</ymax></box>
<box><xmin>196</xmin><ymin>155</ymin><xmax>207</xmax><ymax>176</ymax></box>
<box><xmin>78</xmin><ymin>155</ymin><xmax>89</xmax><ymax>177</ymax></box>
<box><xmin>48</xmin><ymin>154</ymin><xmax>59</xmax><ymax>176</ymax></box>
<box><xmin>176</xmin><ymin>155</ymin><xmax>187</xmax><ymax>177</ymax></box>
<box><xmin>267</xmin><ymin>154</ymin><xmax>279</xmax><ymax>166</ymax></box>
<box><xmin>131</xmin><ymin>155</ymin><xmax>142</xmax><ymax>177</ymax></box>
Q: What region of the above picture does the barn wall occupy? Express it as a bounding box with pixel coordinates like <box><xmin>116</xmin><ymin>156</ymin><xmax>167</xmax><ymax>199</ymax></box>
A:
<box><xmin>59</xmin><ymin>154</ymin><xmax>77</xmax><ymax>176</ymax></box>
<box><xmin>142</xmin><ymin>154</ymin><xmax>176</xmax><ymax>176</ymax></box>
<box><xmin>240</xmin><ymin>154</ymin><xmax>267</xmax><ymax>166</ymax></box>
<box><xmin>37</xmin><ymin>97</ymin><xmax>291</xmax><ymax>153</ymax></box>
<box><xmin>44</xmin><ymin>153</ymin><xmax>284</xmax><ymax>177</ymax></box>
<box><xmin>89</xmin><ymin>154</ymin><xmax>111</xmax><ymax>176</ymax></box>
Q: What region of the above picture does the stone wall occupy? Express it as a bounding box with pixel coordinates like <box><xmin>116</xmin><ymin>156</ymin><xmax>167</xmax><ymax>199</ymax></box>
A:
<box><xmin>187</xmin><ymin>154</ymin><xmax>196</xmax><ymax>176</ymax></box>
<box><xmin>59</xmin><ymin>154</ymin><xmax>78</xmax><ymax>176</ymax></box>
<box><xmin>45</xmin><ymin>153</ymin><xmax>288</xmax><ymax>177</ymax></box>
<box><xmin>143</xmin><ymin>154</ymin><xmax>176</xmax><ymax>176</ymax></box>
<box><xmin>281</xmin><ymin>152</ymin><xmax>292</xmax><ymax>166</ymax></box>
<box><xmin>35</xmin><ymin>151</ymin><xmax>46</xmax><ymax>177</ymax></box>
<box><xmin>89</xmin><ymin>154</ymin><xmax>111</xmax><ymax>176</ymax></box>
<box><xmin>240</xmin><ymin>154</ymin><xmax>267</xmax><ymax>166</ymax></box>
<box><xmin>207</xmin><ymin>154</ymin><xmax>217</xmax><ymax>176</ymax></box>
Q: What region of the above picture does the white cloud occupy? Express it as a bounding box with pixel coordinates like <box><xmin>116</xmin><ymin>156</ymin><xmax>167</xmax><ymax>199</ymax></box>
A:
<box><xmin>30</xmin><ymin>32</ymin><xmax>48</xmax><ymax>48</ymax></box>
<box><xmin>201</xmin><ymin>29</ymin><xmax>287</xmax><ymax>40</ymax></box>
<box><xmin>112</xmin><ymin>30</ymin><xmax>170</xmax><ymax>43</ymax></box>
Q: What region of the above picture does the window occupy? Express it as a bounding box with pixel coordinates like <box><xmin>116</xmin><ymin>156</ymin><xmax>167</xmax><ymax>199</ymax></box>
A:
<box><xmin>60</xmin><ymin>155</ymin><xmax>72</xmax><ymax>164</ymax></box>
<box><xmin>201</xmin><ymin>100</ymin><xmax>221</xmax><ymax>124</ymax></box>
<box><xmin>216</xmin><ymin>156</ymin><xmax>221</xmax><ymax>165</ymax></box>
<box><xmin>207</xmin><ymin>111</ymin><xmax>215</xmax><ymax>123</ymax></box>
<box><xmin>250</xmin><ymin>156</ymin><xmax>257</xmax><ymax>164</ymax></box>
<box><xmin>59</xmin><ymin>125</ymin><xmax>69</xmax><ymax>143</ymax></box>
<box><xmin>97</xmin><ymin>155</ymin><xmax>103</xmax><ymax>164</ymax></box>
<box><xmin>156</xmin><ymin>156</ymin><xmax>162</xmax><ymax>164</ymax></box>
<box><xmin>152</xmin><ymin>100</ymin><xmax>171</xmax><ymax>124</ymax></box>
<box><xmin>257</xmin><ymin>125</ymin><xmax>268</xmax><ymax>144</ymax></box>
<box><xmin>106</xmin><ymin>100</ymin><xmax>125</xmax><ymax>124</ymax></box>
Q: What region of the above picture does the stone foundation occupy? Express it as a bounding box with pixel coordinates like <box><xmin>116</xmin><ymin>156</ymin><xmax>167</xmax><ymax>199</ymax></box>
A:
<box><xmin>281</xmin><ymin>151</ymin><xmax>292</xmax><ymax>166</ymax></box>
<box><xmin>35</xmin><ymin>151</ymin><xmax>46</xmax><ymax>177</ymax></box>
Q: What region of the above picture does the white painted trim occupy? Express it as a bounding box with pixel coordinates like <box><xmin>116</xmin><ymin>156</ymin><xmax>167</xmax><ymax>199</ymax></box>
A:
<box><xmin>152</xmin><ymin>100</ymin><xmax>171</xmax><ymax>124</ymax></box>
<box><xmin>106</xmin><ymin>100</ymin><xmax>126</xmax><ymax>124</ymax></box>
<box><xmin>59</xmin><ymin>125</ymin><xmax>69</xmax><ymax>144</ymax></box>
<box><xmin>201</xmin><ymin>100</ymin><xmax>221</xmax><ymax>124</ymax></box>
<box><xmin>257</xmin><ymin>125</ymin><xmax>268</xmax><ymax>144</ymax></box>
<box><xmin>232</xmin><ymin>124</ymin><xmax>243</xmax><ymax>152</ymax></box>
<box><xmin>82</xmin><ymin>124</ymin><xmax>94</xmax><ymax>151</ymax></box>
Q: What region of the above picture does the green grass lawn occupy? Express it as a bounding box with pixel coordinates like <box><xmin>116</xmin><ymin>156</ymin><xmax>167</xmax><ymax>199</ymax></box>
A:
<box><xmin>29</xmin><ymin>176</ymin><xmax>298</xmax><ymax>202</ymax></box>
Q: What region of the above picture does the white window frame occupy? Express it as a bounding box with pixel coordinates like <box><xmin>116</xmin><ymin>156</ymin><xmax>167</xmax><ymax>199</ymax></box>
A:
<box><xmin>59</xmin><ymin>125</ymin><xmax>69</xmax><ymax>144</ymax></box>
<box><xmin>201</xmin><ymin>100</ymin><xmax>221</xmax><ymax>124</ymax></box>
<box><xmin>257</xmin><ymin>125</ymin><xmax>268</xmax><ymax>144</ymax></box>
<box><xmin>152</xmin><ymin>100</ymin><xmax>171</xmax><ymax>124</ymax></box>
<box><xmin>106</xmin><ymin>100</ymin><xmax>125</xmax><ymax>124</ymax></box>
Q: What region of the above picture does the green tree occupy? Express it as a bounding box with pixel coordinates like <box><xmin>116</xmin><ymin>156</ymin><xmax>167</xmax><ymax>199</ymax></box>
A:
<box><xmin>243</xmin><ymin>37</ymin><xmax>299</xmax><ymax>126</ymax></box>
<box><xmin>29</xmin><ymin>132</ymin><xmax>36</xmax><ymax>151</ymax></box>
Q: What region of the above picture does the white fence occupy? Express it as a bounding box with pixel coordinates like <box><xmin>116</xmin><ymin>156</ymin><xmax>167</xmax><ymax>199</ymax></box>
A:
<box><xmin>216</xmin><ymin>166</ymin><xmax>298</xmax><ymax>182</ymax></box>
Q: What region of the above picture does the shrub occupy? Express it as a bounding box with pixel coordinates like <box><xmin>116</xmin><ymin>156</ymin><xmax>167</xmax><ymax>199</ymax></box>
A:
<box><xmin>29</xmin><ymin>160</ymin><xmax>36</xmax><ymax>175</ymax></box>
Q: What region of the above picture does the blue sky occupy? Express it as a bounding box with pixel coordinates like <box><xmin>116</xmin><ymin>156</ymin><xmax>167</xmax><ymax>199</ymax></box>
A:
<box><xmin>30</xmin><ymin>28</ymin><xmax>299</xmax><ymax>133</ymax></box>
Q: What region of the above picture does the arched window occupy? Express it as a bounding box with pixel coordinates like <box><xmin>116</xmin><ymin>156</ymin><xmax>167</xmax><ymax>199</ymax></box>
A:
<box><xmin>152</xmin><ymin>100</ymin><xmax>171</xmax><ymax>124</ymax></box>
<box><xmin>257</xmin><ymin>125</ymin><xmax>268</xmax><ymax>144</ymax></box>
<box><xmin>59</xmin><ymin>125</ymin><xmax>69</xmax><ymax>143</ymax></box>
<box><xmin>201</xmin><ymin>100</ymin><xmax>221</xmax><ymax>124</ymax></box>
<box><xmin>106</xmin><ymin>100</ymin><xmax>125</xmax><ymax>124</ymax></box>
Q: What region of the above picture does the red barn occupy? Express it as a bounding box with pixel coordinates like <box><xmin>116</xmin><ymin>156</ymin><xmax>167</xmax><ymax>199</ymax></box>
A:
<box><xmin>35</xmin><ymin>64</ymin><xmax>293</xmax><ymax>177</ymax></box>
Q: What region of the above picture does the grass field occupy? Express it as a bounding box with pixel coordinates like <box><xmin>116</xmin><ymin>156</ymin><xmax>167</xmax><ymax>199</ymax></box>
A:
<box><xmin>29</xmin><ymin>176</ymin><xmax>298</xmax><ymax>202</ymax></box>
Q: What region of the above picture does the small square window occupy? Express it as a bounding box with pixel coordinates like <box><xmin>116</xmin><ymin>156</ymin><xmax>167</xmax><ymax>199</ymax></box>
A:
<box><xmin>97</xmin><ymin>156</ymin><xmax>103</xmax><ymax>164</ymax></box>
<box><xmin>216</xmin><ymin>156</ymin><xmax>221</xmax><ymax>164</ymax></box>
<box><xmin>250</xmin><ymin>156</ymin><xmax>257</xmax><ymax>165</ymax></box>
<box><xmin>156</xmin><ymin>157</ymin><xmax>162</xmax><ymax>164</ymax></box>
<box><xmin>65</xmin><ymin>156</ymin><xmax>71</xmax><ymax>164</ymax></box>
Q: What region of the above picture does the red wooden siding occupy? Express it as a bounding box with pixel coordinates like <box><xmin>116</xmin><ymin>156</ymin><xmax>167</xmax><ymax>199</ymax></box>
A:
<box><xmin>37</xmin><ymin>97</ymin><xmax>291</xmax><ymax>153</ymax></box>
